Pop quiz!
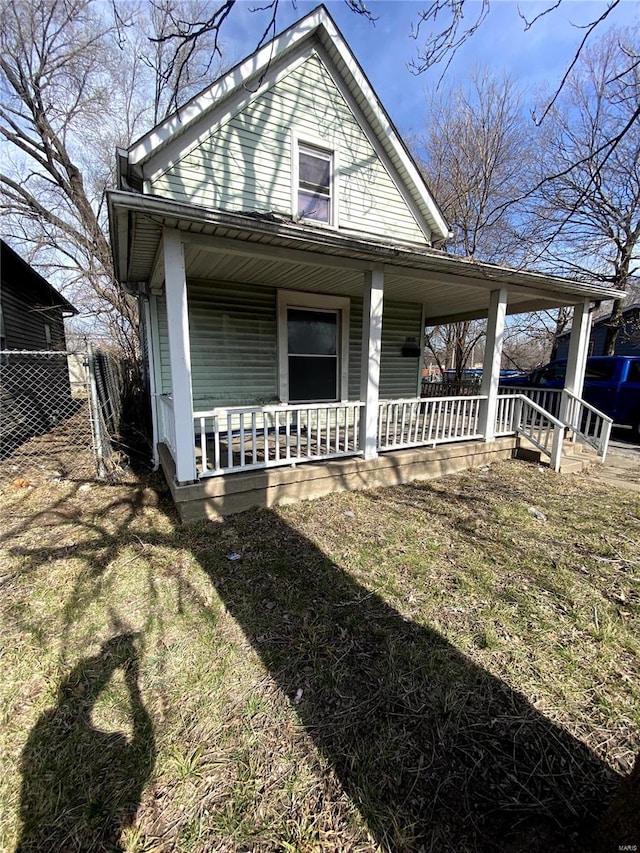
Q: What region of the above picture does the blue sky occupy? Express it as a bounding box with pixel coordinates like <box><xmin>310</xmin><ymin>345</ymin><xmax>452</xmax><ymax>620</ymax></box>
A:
<box><xmin>222</xmin><ymin>0</ymin><xmax>637</xmax><ymax>137</ymax></box>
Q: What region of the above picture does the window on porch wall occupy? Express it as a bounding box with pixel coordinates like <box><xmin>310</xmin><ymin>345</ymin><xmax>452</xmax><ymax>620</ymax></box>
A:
<box><xmin>287</xmin><ymin>308</ymin><xmax>338</xmax><ymax>402</ymax></box>
<box><xmin>277</xmin><ymin>290</ymin><xmax>350</xmax><ymax>405</ymax></box>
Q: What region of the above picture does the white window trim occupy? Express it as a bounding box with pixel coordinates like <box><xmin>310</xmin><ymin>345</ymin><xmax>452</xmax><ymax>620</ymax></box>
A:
<box><xmin>277</xmin><ymin>290</ymin><xmax>350</xmax><ymax>403</ymax></box>
<box><xmin>291</xmin><ymin>130</ymin><xmax>339</xmax><ymax>229</ymax></box>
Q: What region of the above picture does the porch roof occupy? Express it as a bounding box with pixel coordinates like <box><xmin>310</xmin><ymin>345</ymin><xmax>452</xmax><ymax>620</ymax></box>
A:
<box><xmin>108</xmin><ymin>190</ymin><xmax>623</xmax><ymax>324</ymax></box>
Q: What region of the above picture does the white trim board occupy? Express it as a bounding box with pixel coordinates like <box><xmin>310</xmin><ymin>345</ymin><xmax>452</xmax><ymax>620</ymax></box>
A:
<box><xmin>277</xmin><ymin>289</ymin><xmax>350</xmax><ymax>403</ymax></box>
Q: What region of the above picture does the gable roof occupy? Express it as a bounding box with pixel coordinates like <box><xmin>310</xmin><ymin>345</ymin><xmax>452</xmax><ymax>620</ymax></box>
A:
<box><xmin>121</xmin><ymin>5</ymin><xmax>450</xmax><ymax>244</ymax></box>
<box><xmin>1</xmin><ymin>240</ymin><xmax>77</xmax><ymax>315</ymax></box>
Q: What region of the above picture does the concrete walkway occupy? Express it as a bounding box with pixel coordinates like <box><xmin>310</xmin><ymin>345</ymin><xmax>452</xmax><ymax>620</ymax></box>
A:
<box><xmin>591</xmin><ymin>431</ymin><xmax>640</xmax><ymax>492</ymax></box>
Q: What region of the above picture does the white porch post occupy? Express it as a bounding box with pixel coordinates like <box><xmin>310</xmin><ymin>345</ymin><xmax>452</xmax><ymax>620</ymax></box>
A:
<box><xmin>560</xmin><ymin>298</ymin><xmax>591</xmax><ymax>427</ymax></box>
<box><xmin>479</xmin><ymin>287</ymin><xmax>508</xmax><ymax>442</ymax></box>
<box><xmin>163</xmin><ymin>229</ymin><xmax>197</xmax><ymax>483</ymax></box>
<box><xmin>564</xmin><ymin>298</ymin><xmax>591</xmax><ymax>396</ymax></box>
<box><xmin>359</xmin><ymin>265</ymin><xmax>384</xmax><ymax>459</ymax></box>
<box><xmin>142</xmin><ymin>296</ymin><xmax>160</xmax><ymax>469</ymax></box>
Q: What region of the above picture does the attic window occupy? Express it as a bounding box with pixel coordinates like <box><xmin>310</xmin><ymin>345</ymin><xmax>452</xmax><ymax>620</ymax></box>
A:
<box><xmin>297</xmin><ymin>143</ymin><xmax>332</xmax><ymax>224</ymax></box>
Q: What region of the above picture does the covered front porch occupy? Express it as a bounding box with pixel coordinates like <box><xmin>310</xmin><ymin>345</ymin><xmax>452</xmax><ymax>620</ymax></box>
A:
<box><xmin>108</xmin><ymin>193</ymin><xmax>621</xmax><ymax>520</ymax></box>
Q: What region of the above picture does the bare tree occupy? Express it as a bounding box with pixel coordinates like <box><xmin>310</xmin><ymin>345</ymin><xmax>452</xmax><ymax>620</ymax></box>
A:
<box><xmin>148</xmin><ymin>0</ymin><xmax>376</xmax><ymax>115</ymax></box>
<box><xmin>0</xmin><ymin>0</ymin><xmax>226</xmax><ymax>360</ymax></box>
<box><xmin>408</xmin><ymin>1</ymin><xmax>638</xmax><ymax>154</ymax></box>
<box><xmin>418</xmin><ymin>70</ymin><xmax>537</xmax><ymax>263</ymax></box>
<box><xmin>533</xmin><ymin>26</ymin><xmax>640</xmax><ymax>354</ymax></box>
<box><xmin>416</xmin><ymin>71</ymin><xmax>540</xmax><ymax>376</ymax></box>
<box><xmin>1</xmin><ymin>0</ymin><xmax>138</xmax><ymax>357</ymax></box>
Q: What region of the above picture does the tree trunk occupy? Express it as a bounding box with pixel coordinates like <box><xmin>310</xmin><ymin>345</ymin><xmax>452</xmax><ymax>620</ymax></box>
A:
<box><xmin>603</xmin><ymin>298</ymin><xmax>625</xmax><ymax>356</ymax></box>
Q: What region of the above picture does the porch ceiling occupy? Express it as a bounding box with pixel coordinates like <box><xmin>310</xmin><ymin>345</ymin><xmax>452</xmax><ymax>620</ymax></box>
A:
<box><xmin>108</xmin><ymin>191</ymin><xmax>624</xmax><ymax>323</ymax></box>
<box><xmin>182</xmin><ymin>244</ymin><xmax>554</xmax><ymax>318</ymax></box>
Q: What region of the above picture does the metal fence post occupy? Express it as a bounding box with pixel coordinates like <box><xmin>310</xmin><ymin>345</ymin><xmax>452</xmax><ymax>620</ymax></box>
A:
<box><xmin>86</xmin><ymin>342</ymin><xmax>107</xmax><ymax>479</ymax></box>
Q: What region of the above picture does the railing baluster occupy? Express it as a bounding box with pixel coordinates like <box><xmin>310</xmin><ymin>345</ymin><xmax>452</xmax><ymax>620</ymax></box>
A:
<box><xmin>252</xmin><ymin>412</ymin><xmax>257</xmax><ymax>465</ymax></box>
<box><xmin>213</xmin><ymin>416</ymin><xmax>221</xmax><ymax>471</ymax></box>
<box><xmin>343</xmin><ymin>405</ymin><xmax>349</xmax><ymax>452</ymax></box>
<box><xmin>200</xmin><ymin>416</ymin><xmax>208</xmax><ymax>473</ymax></box>
<box><xmin>227</xmin><ymin>413</ymin><xmax>233</xmax><ymax>469</ymax></box>
<box><xmin>285</xmin><ymin>410</ymin><xmax>291</xmax><ymax>460</ymax></box>
<box><xmin>400</xmin><ymin>403</ymin><xmax>407</xmax><ymax>445</ymax></box>
<box><xmin>239</xmin><ymin>412</ymin><xmax>246</xmax><ymax>467</ymax></box>
<box><xmin>315</xmin><ymin>408</ymin><xmax>321</xmax><ymax>456</ymax></box>
<box><xmin>264</xmin><ymin>411</ymin><xmax>270</xmax><ymax>462</ymax></box>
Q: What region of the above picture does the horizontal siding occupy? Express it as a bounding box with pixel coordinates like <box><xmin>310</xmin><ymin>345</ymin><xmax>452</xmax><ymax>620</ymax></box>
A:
<box><xmin>155</xmin><ymin>293</ymin><xmax>172</xmax><ymax>395</ymax></box>
<box><xmin>349</xmin><ymin>298</ymin><xmax>422</xmax><ymax>399</ymax></box>
<box><xmin>348</xmin><ymin>298</ymin><xmax>363</xmax><ymax>399</ymax></box>
<box><xmin>152</xmin><ymin>53</ymin><xmax>427</xmax><ymax>245</ymax></box>
<box><xmin>188</xmin><ymin>280</ymin><xmax>278</xmax><ymax>409</ymax></box>
<box><xmin>380</xmin><ymin>301</ymin><xmax>423</xmax><ymax>399</ymax></box>
<box><xmin>1</xmin><ymin>286</ymin><xmax>66</xmax><ymax>351</ymax></box>
<box><xmin>157</xmin><ymin>284</ymin><xmax>422</xmax><ymax>408</ymax></box>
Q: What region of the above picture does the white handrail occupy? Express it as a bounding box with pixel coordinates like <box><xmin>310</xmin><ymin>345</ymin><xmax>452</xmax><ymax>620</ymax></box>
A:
<box><xmin>497</xmin><ymin>393</ymin><xmax>565</xmax><ymax>471</ymax></box>
<box><xmin>563</xmin><ymin>389</ymin><xmax>613</xmax><ymax>460</ymax></box>
<box><xmin>378</xmin><ymin>395</ymin><xmax>486</xmax><ymax>451</ymax></box>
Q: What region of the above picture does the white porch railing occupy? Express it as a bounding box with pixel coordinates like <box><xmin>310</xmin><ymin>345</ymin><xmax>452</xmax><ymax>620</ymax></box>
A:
<box><xmin>563</xmin><ymin>390</ymin><xmax>613</xmax><ymax>460</ymax></box>
<box><xmin>377</xmin><ymin>396</ymin><xmax>485</xmax><ymax>451</ymax></box>
<box><xmin>193</xmin><ymin>401</ymin><xmax>364</xmax><ymax>476</ymax></box>
<box><xmin>497</xmin><ymin>393</ymin><xmax>565</xmax><ymax>471</ymax></box>
<box><xmin>160</xmin><ymin>390</ymin><xmax>612</xmax><ymax>481</ymax></box>
<box><xmin>499</xmin><ymin>387</ymin><xmax>612</xmax><ymax>460</ymax></box>
<box><xmin>158</xmin><ymin>394</ymin><xmax>176</xmax><ymax>456</ymax></box>
<box><xmin>498</xmin><ymin>386</ymin><xmax>562</xmax><ymax>418</ymax></box>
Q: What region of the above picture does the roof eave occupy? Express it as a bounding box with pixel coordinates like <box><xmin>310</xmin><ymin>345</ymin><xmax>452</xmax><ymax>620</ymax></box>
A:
<box><xmin>107</xmin><ymin>190</ymin><xmax>624</xmax><ymax>305</ymax></box>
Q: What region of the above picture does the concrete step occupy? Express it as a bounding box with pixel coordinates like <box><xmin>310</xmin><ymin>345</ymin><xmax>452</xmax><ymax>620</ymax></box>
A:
<box><xmin>514</xmin><ymin>439</ymin><xmax>598</xmax><ymax>474</ymax></box>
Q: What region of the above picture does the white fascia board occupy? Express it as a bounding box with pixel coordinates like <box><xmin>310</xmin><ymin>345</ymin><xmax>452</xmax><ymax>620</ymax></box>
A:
<box><xmin>127</xmin><ymin>8</ymin><xmax>329</xmax><ymax>168</ymax></box>
<box><xmin>107</xmin><ymin>195</ymin><xmax>129</xmax><ymax>283</ymax></box>
<box><xmin>144</xmin><ymin>47</ymin><xmax>315</xmax><ymax>185</ymax></box>
<box><xmin>316</xmin><ymin>22</ymin><xmax>450</xmax><ymax>243</ymax></box>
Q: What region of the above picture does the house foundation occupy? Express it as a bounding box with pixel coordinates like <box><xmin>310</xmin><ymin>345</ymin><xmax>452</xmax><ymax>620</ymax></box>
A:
<box><xmin>159</xmin><ymin>437</ymin><xmax>518</xmax><ymax>523</ymax></box>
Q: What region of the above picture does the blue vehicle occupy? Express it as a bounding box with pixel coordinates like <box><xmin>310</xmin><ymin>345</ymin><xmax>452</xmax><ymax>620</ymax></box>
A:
<box><xmin>500</xmin><ymin>356</ymin><xmax>640</xmax><ymax>436</ymax></box>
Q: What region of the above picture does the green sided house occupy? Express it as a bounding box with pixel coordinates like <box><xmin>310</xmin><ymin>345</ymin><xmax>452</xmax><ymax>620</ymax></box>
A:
<box><xmin>108</xmin><ymin>5</ymin><xmax>622</xmax><ymax>522</ymax></box>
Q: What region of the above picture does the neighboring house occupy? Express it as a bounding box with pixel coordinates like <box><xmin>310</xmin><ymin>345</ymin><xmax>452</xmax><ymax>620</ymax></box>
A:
<box><xmin>555</xmin><ymin>304</ymin><xmax>640</xmax><ymax>359</ymax></box>
<box><xmin>0</xmin><ymin>240</ymin><xmax>78</xmax><ymax>457</ymax></box>
<box><xmin>1</xmin><ymin>239</ymin><xmax>77</xmax><ymax>351</ymax></box>
<box><xmin>108</xmin><ymin>6</ymin><xmax>623</xmax><ymax>521</ymax></box>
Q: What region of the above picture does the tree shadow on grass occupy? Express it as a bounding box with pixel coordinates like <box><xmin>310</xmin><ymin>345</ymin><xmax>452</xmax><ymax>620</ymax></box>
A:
<box><xmin>16</xmin><ymin>633</ymin><xmax>155</xmax><ymax>853</ymax></box>
<box><xmin>4</xmin><ymin>477</ymin><xmax>634</xmax><ymax>852</ymax></box>
<box><xmin>193</xmin><ymin>508</ymin><xmax>621</xmax><ymax>853</ymax></box>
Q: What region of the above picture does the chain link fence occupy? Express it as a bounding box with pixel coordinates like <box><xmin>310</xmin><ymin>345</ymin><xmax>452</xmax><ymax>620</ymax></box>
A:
<box><xmin>0</xmin><ymin>346</ymin><xmax>131</xmax><ymax>485</ymax></box>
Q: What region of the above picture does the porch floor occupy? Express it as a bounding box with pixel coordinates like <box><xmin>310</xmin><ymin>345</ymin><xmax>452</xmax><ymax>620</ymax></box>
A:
<box><xmin>161</xmin><ymin>436</ymin><xmax>519</xmax><ymax>523</ymax></box>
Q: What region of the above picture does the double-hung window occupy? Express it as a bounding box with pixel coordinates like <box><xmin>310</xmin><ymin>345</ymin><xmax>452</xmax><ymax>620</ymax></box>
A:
<box><xmin>297</xmin><ymin>142</ymin><xmax>333</xmax><ymax>225</ymax></box>
<box><xmin>278</xmin><ymin>291</ymin><xmax>350</xmax><ymax>404</ymax></box>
